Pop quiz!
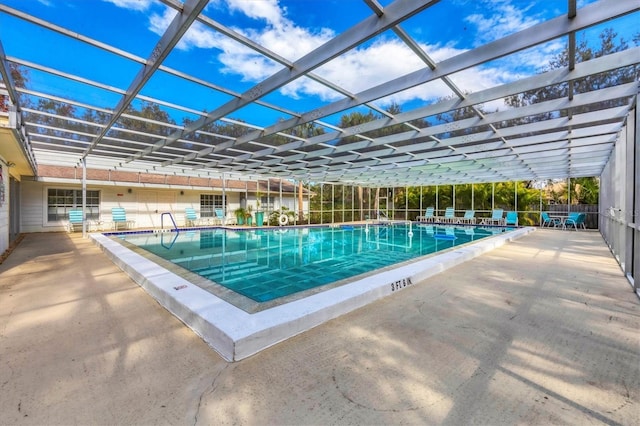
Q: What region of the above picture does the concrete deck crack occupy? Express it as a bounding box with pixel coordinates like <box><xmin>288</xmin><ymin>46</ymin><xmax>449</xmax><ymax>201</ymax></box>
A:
<box><xmin>193</xmin><ymin>364</ymin><xmax>229</xmax><ymax>426</ymax></box>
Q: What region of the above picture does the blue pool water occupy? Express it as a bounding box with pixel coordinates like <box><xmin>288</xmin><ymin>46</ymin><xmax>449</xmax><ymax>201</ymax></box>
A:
<box><xmin>117</xmin><ymin>224</ymin><xmax>507</xmax><ymax>303</ymax></box>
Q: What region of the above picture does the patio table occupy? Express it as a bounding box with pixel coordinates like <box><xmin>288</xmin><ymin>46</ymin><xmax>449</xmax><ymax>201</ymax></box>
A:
<box><xmin>549</xmin><ymin>214</ymin><xmax>569</xmax><ymax>229</ymax></box>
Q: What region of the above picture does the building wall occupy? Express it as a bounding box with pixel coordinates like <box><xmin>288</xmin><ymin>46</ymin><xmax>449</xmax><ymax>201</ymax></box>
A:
<box><xmin>18</xmin><ymin>177</ymin><xmax>306</xmax><ymax>233</ymax></box>
<box><xmin>19</xmin><ymin>179</ymin><xmax>246</xmax><ymax>233</ymax></box>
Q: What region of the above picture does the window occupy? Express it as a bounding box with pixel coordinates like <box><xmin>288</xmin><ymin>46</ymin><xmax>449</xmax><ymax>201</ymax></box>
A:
<box><xmin>261</xmin><ymin>196</ymin><xmax>275</xmax><ymax>211</ymax></box>
<box><xmin>47</xmin><ymin>189</ymin><xmax>100</xmax><ymax>221</ymax></box>
<box><xmin>200</xmin><ymin>194</ymin><xmax>226</xmax><ymax>217</ymax></box>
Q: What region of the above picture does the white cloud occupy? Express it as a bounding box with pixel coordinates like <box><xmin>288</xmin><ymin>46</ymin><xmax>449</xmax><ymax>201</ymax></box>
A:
<box><xmin>149</xmin><ymin>8</ymin><xmax>224</xmax><ymax>51</ymax></box>
<box><xmin>226</xmin><ymin>0</ymin><xmax>284</xmax><ymax>27</ymax></box>
<box><xmin>139</xmin><ymin>0</ymin><xmax>548</xmax><ymax>111</ymax></box>
<box><xmin>102</xmin><ymin>0</ymin><xmax>153</xmax><ymax>12</ymax></box>
<box><xmin>464</xmin><ymin>0</ymin><xmax>540</xmax><ymax>45</ymax></box>
<box><xmin>285</xmin><ymin>39</ymin><xmax>485</xmax><ymax>106</ymax></box>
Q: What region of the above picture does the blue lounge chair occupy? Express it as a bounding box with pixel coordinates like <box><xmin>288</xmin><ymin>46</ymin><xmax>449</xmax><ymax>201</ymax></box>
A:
<box><xmin>436</xmin><ymin>207</ymin><xmax>455</xmax><ymax>223</ymax></box>
<box><xmin>215</xmin><ymin>208</ymin><xmax>228</xmax><ymax>225</ymax></box>
<box><xmin>185</xmin><ymin>207</ymin><xmax>200</xmax><ymax>227</ymax></box>
<box><xmin>417</xmin><ymin>207</ymin><xmax>435</xmax><ymax>223</ymax></box>
<box><xmin>565</xmin><ymin>212</ymin><xmax>586</xmax><ymax>230</ymax></box>
<box><xmin>444</xmin><ymin>207</ymin><xmax>456</xmax><ymax>223</ymax></box>
<box><xmin>482</xmin><ymin>209</ymin><xmax>504</xmax><ymax>225</ymax></box>
<box><xmin>112</xmin><ymin>207</ymin><xmax>133</xmax><ymax>230</ymax></box>
<box><xmin>67</xmin><ymin>210</ymin><xmax>83</xmax><ymax>232</ymax></box>
<box><xmin>460</xmin><ymin>210</ymin><xmax>476</xmax><ymax>224</ymax></box>
<box><xmin>505</xmin><ymin>211</ymin><xmax>518</xmax><ymax>226</ymax></box>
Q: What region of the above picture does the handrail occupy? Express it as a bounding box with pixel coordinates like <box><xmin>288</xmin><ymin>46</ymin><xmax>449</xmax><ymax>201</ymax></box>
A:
<box><xmin>160</xmin><ymin>212</ymin><xmax>178</xmax><ymax>232</ymax></box>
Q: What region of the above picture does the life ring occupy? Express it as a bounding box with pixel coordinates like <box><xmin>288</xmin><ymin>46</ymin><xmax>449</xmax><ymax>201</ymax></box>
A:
<box><xmin>278</xmin><ymin>214</ymin><xmax>289</xmax><ymax>226</ymax></box>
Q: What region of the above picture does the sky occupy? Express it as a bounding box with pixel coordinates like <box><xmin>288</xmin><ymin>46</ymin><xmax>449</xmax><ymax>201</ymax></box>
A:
<box><xmin>0</xmin><ymin>0</ymin><xmax>638</xmax><ymax>127</ymax></box>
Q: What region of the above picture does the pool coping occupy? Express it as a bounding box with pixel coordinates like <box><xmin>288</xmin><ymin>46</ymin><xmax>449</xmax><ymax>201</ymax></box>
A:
<box><xmin>91</xmin><ymin>226</ymin><xmax>534</xmax><ymax>362</ymax></box>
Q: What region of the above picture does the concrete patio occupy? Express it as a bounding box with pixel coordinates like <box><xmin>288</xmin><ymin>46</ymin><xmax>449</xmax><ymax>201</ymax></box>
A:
<box><xmin>0</xmin><ymin>228</ymin><xmax>638</xmax><ymax>425</ymax></box>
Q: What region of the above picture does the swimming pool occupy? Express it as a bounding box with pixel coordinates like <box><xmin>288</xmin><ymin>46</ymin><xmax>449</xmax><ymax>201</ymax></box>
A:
<box><xmin>117</xmin><ymin>224</ymin><xmax>506</xmax><ymax>305</ymax></box>
<box><xmin>93</xmin><ymin>224</ymin><xmax>533</xmax><ymax>361</ymax></box>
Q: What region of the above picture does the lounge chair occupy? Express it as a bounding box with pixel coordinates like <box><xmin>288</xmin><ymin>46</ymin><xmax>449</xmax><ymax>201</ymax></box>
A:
<box><xmin>215</xmin><ymin>208</ymin><xmax>230</xmax><ymax>225</ymax></box>
<box><xmin>67</xmin><ymin>210</ymin><xmax>84</xmax><ymax>232</ymax></box>
<box><xmin>505</xmin><ymin>211</ymin><xmax>518</xmax><ymax>226</ymax></box>
<box><xmin>481</xmin><ymin>209</ymin><xmax>504</xmax><ymax>225</ymax></box>
<box><xmin>459</xmin><ymin>210</ymin><xmax>476</xmax><ymax>224</ymax></box>
<box><xmin>417</xmin><ymin>207</ymin><xmax>435</xmax><ymax>223</ymax></box>
<box><xmin>436</xmin><ymin>207</ymin><xmax>456</xmax><ymax>223</ymax></box>
<box><xmin>112</xmin><ymin>207</ymin><xmax>133</xmax><ymax>230</ymax></box>
<box><xmin>564</xmin><ymin>212</ymin><xmax>586</xmax><ymax>230</ymax></box>
<box><xmin>184</xmin><ymin>207</ymin><xmax>200</xmax><ymax>227</ymax></box>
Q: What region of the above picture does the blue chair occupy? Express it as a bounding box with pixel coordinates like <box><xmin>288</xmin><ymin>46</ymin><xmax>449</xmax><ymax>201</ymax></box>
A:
<box><xmin>437</xmin><ymin>207</ymin><xmax>455</xmax><ymax>223</ymax></box>
<box><xmin>541</xmin><ymin>212</ymin><xmax>559</xmax><ymax>227</ymax></box>
<box><xmin>505</xmin><ymin>211</ymin><xmax>518</xmax><ymax>226</ymax></box>
<box><xmin>482</xmin><ymin>209</ymin><xmax>504</xmax><ymax>225</ymax></box>
<box><xmin>444</xmin><ymin>207</ymin><xmax>456</xmax><ymax>222</ymax></box>
<box><xmin>67</xmin><ymin>210</ymin><xmax>84</xmax><ymax>232</ymax></box>
<box><xmin>417</xmin><ymin>207</ymin><xmax>435</xmax><ymax>223</ymax></box>
<box><xmin>185</xmin><ymin>208</ymin><xmax>200</xmax><ymax>227</ymax></box>
<box><xmin>215</xmin><ymin>208</ymin><xmax>228</xmax><ymax>225</ymax></box>
<box><xmin>460</xmin><ymin>210</ymin><xmax>476</xmax><ymax>224</ymax></box>
<box><xmin>112</xmin><ymin>207</ymin><xmax>133</xmax><ymax>230</ymax></box>
<box><xmin>565</xmin><ymin>212</ymin><xmax>586</xmax><ymax>230</ymax></box>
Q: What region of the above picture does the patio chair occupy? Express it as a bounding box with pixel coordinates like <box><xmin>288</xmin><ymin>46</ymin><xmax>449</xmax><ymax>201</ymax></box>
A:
<box><xmin>481</xmin><ymin>209</ymin><xmax>504</xmax><ymax>225</ymax></box>
<box><xmin>215</xmin><ymin>208</ymin><xmax>231</xmax><ymax>225</ymax></box>
<box><xmin>565</xmin><ymin>212</ymin><xmax>586</xmax><ymax>230</ymax></box>
<box><xmin>67</xmin><ymin>210</ymin><xmax>84</xmax><ymax>232</ymax></box>
<box><xmin>459</xmin><ymin>210</ymin><xmax>476</xmax><ymax>224</ymax></box>
<box><xmin>436</xmin><ymin>207</ymin><xmax>456</xmax><ymax>223</ymax></box>
<box><xmin>111</xmin><ymin>207</ymin><xmax>133</xmax><ymax>230</ymax></box>
<box><xmin>184</xmin><ymin>207</ymin><xmax>200</xmax><ymax>227</ymax></box>
<box><xmin>541</xmin><ymin>212</ymin><xmax>559</xmax><ymax>227</ymax></box>
<box><xmin>417</xmin><ymin>207</ymin><xmax>435</xmax><ymax>223</ymax></box>
<box><xmin>505</xmin><ymin>211</ymin><xmax>518</xmax><ymax>226</ymax></box>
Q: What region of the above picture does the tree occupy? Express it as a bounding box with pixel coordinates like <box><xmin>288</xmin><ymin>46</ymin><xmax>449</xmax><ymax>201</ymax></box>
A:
<box><xmin>571</xmin><ymin>177</ymin><xmax>599</xmax><ymax>205</ymax></box>
<box><xmin>1</xmin><ymin>63</ymin><xmax>29</xmax><ymax>112</ymax></box>
<box><xmin>503</xmin><ymin>28</ymin><xmax>636</xmax><ymax>204</ymax></box>
<box><xmin>505</xmin><ymin>28</ymin><xmax>637</xmax><ymax>118</ymax></box>
<box><xmin>435</xmin><ymin>93</ymin><xmax>494</xmax><ymax>138</ymax></box>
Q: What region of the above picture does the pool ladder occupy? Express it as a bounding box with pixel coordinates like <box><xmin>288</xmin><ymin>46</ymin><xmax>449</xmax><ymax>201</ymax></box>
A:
<box><xmin>160</xmin><ymin>212</ymin><xmax>179</xmax><ymax>232</ymax></box>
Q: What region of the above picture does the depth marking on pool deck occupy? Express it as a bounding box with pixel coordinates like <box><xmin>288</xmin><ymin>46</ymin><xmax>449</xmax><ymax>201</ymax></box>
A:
<box><xmin>92</xmin><ymin>227</ymin><xmax>534</xmax><ymax>361</ymax></box>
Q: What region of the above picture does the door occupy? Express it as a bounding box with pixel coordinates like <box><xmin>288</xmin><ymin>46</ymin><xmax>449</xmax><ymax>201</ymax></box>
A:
<box><xmin>137</xmin><ymin>191</ymin><xmax>177</xmax><ymax>228</ymax></box>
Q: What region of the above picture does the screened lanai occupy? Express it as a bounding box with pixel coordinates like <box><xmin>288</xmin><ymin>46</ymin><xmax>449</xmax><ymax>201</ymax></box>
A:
<box><xmin>0</xmin><ymin>0</ymin><xmax>638</xmax><ymax>291</ymax></box>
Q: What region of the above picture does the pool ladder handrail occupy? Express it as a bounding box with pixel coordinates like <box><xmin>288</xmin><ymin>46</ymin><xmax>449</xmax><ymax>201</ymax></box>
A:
<box><xmin>160</xmin><ymin>211</ymin><xmax>179</xmax><ymax>232</ymax></box>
